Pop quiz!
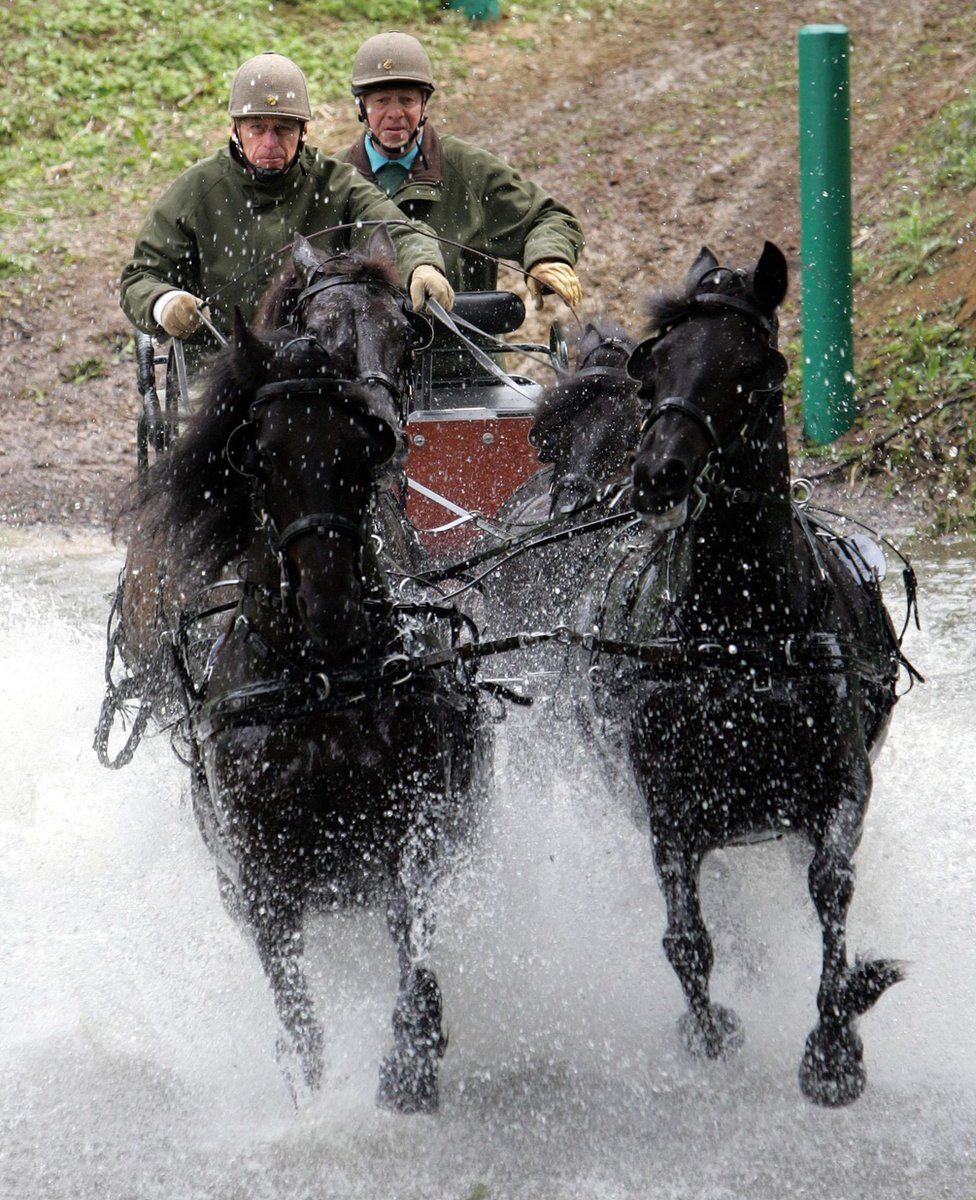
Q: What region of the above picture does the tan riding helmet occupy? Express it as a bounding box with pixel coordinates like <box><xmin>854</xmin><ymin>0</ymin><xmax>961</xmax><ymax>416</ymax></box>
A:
<box><xmin>351</xmin><ymin>32</ymin><xmax>436</xmax><ymax>95</ymax></box>
<box><xmin>228</xmin><ymin>53</ymin><xmax>312</xmax><ymax>121</ymax></box>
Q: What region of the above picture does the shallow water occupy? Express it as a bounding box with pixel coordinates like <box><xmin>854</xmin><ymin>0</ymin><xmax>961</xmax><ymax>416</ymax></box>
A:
<box><xmin>1</xmin><ymin>527</ymin><xmax>974</xmax><ymax>1199</ymax></box>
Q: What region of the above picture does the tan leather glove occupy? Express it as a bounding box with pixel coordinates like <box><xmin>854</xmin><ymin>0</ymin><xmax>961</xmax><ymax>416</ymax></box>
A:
<box><xmin>158</xmin><ymin>291</ymin><xmax>204</xmax><ymax>338</ymax></box>
<box><xmin>409</xmin><ymin>265</ymin><xmax>455</xmax><ymax>312</ymax></box>
<box><xmin>526</xmin><ymin>261</ymin><xmax>583</xmax><ymax>310</ymax></box>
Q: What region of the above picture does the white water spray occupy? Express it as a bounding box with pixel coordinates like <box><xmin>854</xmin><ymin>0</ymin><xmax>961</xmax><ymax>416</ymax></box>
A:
<box><xmin>2</xmin><ymin>529</ymin><xmax>975</xmax><ymax>1199</ymax></box>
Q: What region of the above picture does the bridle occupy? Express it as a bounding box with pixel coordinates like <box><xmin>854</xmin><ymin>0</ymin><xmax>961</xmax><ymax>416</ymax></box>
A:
<box><xmin>244</xmin><ymin>376</ymin><xmax>387</xmax><ymax>604</ymax></box>
<box><xmin>286</xmin><ymin>266</ymin><xmax>434</xmax><ymax>409</ymax></box>
<box><xmin>635</xmin><ymin>284</ymin><xmax>786</xmax><ymax>519</ymax></box>
<box><xmin>237</xmin><ymin>261</ymin><xmax>423</xmax><ymax>607</ymax></box>
<box><xmin>231</xmin><ymin>263</ymin><xmax>433</xmax><ymax>606</ymax></box>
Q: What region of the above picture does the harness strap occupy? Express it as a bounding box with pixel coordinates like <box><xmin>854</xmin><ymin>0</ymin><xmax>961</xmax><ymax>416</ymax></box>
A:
<box><xmin>420</xmin><ymin>625</ymin><xmax>899</xmax><ymax>687</ymax></box>
<box><xmin>275</xmin><ymin>512</ymin><xmax>366</xmax><ymax>552</ymax></box>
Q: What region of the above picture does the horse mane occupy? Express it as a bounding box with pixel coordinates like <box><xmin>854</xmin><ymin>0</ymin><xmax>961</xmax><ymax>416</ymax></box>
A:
<box><xmin>122</xmin><ymin>344</ymin><xmax>261</xmax><ymax>578</ymax></box>
<box><xmin>254</xmin><ymin>248</ymin><xmax>401</xmax><ymax>332</ymax></box>
<box><xmin>124</xmin><ymin>329</ymin><xmax>333</xmax><ymax>580</ymax></box>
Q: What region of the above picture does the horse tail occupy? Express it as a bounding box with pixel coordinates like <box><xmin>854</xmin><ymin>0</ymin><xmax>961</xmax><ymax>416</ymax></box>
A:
<box><xmin>842</xmin><ymin>956</ymin><xmax>907</xmax><ymax>1019</ymax></box>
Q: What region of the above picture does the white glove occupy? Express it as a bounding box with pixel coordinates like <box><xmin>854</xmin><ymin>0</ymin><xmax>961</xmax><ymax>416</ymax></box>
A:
<box><xmin>526</xmin><ymin>261</ymin><xmax>583</xmax><ymax>310</ymax></box>
<box><xmin>408</xmin><ymin>265</ymin><xmax>455</xmax><ymax>312</ymax></box>
<box><xmin>158</xmin><ymin>291</ymin><xmax>204</xmax><ymax>338</ymax></box>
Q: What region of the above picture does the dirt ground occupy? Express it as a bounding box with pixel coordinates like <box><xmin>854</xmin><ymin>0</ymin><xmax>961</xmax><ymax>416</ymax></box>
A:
<box><xmin>2</xmin><ymin>0</ymin><xmax>971</xmax><ymax>530</ymax></box>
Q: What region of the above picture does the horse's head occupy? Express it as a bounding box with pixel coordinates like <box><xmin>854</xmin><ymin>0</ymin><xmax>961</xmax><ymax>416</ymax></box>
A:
<box><xmin>627</xmin><ymin>241</ymin><xmax>790</xmax><ymax>530</ymax></box>
<box><xmin>229</xmin><ymin>315</ymin><xmax>402</xmax><ymax>653</ymax></box>
<box><xmin>529</xmin><ymin>319</ymin><xmax>639</xmax><ymax>514</ymax></box>
<box><xmin>256</xmin><ymin>227</ymin><xmax>432</xmax><ymax>423</ymax></box>
<box><xmin>137</xmin><ymin>230</ymin><xmax>433</xmax><ymax>656</ymax></box>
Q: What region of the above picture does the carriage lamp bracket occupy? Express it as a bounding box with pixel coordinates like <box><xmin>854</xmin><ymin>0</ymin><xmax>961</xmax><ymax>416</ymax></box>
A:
<box><xmin>549</xmin><ymin>321</ymin><xmax>570</xmax><ymax>372</ymax></box>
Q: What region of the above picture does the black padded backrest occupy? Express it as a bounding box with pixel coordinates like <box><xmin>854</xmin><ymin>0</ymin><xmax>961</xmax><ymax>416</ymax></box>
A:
<box><xmin>449</xmin><ymin>291</ymin><xmax>525</xmax><ymax>336</ymax></box>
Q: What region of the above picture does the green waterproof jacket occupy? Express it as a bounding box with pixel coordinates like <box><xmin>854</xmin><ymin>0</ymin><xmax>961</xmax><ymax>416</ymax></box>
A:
<box><xmin>119</xmin><ymin>142</ymin><xmax>446</xmax><ymax>337</ymax></box>
<box><xmin>343</xmin><ymin>124</ymin><xmax>584</xmax><ymax>292</ymax></box>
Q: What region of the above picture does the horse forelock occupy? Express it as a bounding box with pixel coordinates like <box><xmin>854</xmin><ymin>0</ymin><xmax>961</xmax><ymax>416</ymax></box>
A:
<box><xmin>255</xmin><ymin>249</ymin><xmax>401</xmax><ymax>332</ymax></box>
<box><xmin>646</xmin><ymin>265</ymin><xmax>759</xmax><ymax>335</ymax></box>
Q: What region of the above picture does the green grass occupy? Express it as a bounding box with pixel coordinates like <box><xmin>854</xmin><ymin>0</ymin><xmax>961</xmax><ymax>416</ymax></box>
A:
<box><xmin>928</xmin><ymin>82</ymin><xmax>976</xmax><ymax>188</ymax></box>
<box><xmin>59</xmin><ymin>356</ymin><xmax>107</xmax><ymax>383</ymax></box>
<box><xmin>3</xmin><ymin>0</ymin><xmax>629</xmax><ymax>217</ymax></box>
<box><xmin>879</xmin><ymin>199</ymin><xmax>955</xmax><ymax>285</ymax></box>
<box><xmin>849</xmin><ymin>301</ymin><xmax>976</xmax><ymax>532</ymax></box>
<box><xmin>841</xmin><ymin>63</ymin><xmax>976</xmax><ymax>530</ymax></box>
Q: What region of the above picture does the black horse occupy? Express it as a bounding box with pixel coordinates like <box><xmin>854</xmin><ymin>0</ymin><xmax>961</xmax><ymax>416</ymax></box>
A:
<box><xmin>586</xmin><ymin>242</ymin><xmax>906</xmax><ymax>1105</ymax></box>
<box><xmin>114</xmin><ymin>230</ymin><xmax>489</xmax><ymax>1112</ymax></box>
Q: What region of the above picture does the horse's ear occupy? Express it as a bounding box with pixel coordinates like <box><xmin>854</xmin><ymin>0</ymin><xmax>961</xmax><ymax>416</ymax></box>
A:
<box><xmin>291</xmin><ymin>234</ymin><xmax>320</xmax><ymax>285</ymax></box>
<box><xmin>687</xmin><ymin>246</ymin><xmax>719</xmax><ymax>289</ymax></box>
<box><xmin>232</xmin><ymin>307</ymin><xmax>250</xmax><ymax>351</ymax></box>
<box><xmin>763</xmin><ymin>349</ymin><xmax>789</xmax><ymax>389</ymax></box>
<box><xmin>751</xmin><ymin>241</ymin><xmax>789</xmax><ymax>314</ymax></box>
<box><xmin>367</xmin><ymin>223</ymin><xmax>397</xmax><ymax>268</ymax></box>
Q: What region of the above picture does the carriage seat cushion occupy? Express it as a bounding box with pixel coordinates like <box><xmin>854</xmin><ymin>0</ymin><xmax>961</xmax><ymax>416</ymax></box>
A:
<box><xmin>448</xmin><ymin>291</ymin><xmax>526</xmax><ymax>336</ymax></box>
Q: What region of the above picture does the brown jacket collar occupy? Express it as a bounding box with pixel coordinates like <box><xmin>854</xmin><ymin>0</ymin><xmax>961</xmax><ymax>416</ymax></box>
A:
<box><xmin>346</xmin><ymin>122</ymin><xmax>445</xmax><ymax>187</ymax></box>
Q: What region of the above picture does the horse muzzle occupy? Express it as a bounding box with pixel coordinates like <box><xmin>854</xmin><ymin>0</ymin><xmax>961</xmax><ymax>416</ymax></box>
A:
<box><xmin>631</xmin><ymin>455</ymin><xmax>694</xmax><ymax>528</ymax></box>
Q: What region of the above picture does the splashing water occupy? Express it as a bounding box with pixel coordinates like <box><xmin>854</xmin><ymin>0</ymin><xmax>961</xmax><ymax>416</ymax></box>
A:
<box><xmin>2</xmin><ymin>529</ymin><xmax>975</xmax><ymax>1199</ymax></box>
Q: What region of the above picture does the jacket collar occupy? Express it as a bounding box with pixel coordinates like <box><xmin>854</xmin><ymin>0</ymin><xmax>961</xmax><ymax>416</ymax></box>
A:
<box><xmin>348</xmin><ymin>122</ymin><xmax>444</xmax><ymax>188</ymax></box>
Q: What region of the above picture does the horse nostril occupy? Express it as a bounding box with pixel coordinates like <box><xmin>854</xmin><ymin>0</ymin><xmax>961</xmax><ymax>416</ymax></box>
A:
<box><xmin>632</xmin><ymin>456</ymin><xmax>689</xmax><ymax>511</ymax></box>
<box><xmin>655</xmin><ymin>459</ymin><xmax>689</xmax><ymax>495</ymax></box>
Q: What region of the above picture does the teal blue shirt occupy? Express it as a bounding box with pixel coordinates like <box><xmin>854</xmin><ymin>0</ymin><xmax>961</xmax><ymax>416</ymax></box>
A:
<box><xmin>364</xmin><ymin>134</ymin><xmax>422</xmax><ymax>196</ymax></box>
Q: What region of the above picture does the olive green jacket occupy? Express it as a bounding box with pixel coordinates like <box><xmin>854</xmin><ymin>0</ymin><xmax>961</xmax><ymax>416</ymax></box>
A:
<box><xmin>343</xmin><ymin>124</ymin><xmax>584</xmax><ymax>292</ymax></box>
<box><xmin>119</xmin><ymin>143</ymin><xmax>446</xmax><ymax>336</ymax></box>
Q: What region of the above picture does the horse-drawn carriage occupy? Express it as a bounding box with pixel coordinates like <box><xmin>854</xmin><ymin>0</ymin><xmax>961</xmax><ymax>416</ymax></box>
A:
<box><xmin>99</xmin><ymin>234</ymin><xmax>921</xmax><ymax>1114</ymax></box>
<box><xmin>132</xmin><ymin>286</ymin><xmax>569</xmax><ymax>556</ymax></box>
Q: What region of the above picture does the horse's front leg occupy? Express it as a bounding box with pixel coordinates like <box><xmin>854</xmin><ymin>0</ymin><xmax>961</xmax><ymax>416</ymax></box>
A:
<box><xmin>378</xmin><ymin>829</ymin><xmax>447</xmax><ymax>1114</ymax></box>
<box><xmin>800</xmin><ymin>774</ymin><xmax>904</xmax><ymax>1107</ymax></box>
<box><xmin>244</xmin><ymin>869</ymin><xmax>324</xmax><ymax>1100</ymax></box>
<box><xmin>653</xmin><ymin>830</ymin><xmax>744</xmax><ymax>1059</ymax></box>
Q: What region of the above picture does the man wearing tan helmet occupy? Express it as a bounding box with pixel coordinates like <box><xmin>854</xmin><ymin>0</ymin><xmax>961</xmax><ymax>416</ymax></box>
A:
<box><xmin>120</xmin><ymin>52</ymin><xmax>454</xmax><ymax>348</ymax></box>
<box><xmin>343</xmin><ymin>32</ymin><xmax>584</xmax><ymax>310</ymax></box>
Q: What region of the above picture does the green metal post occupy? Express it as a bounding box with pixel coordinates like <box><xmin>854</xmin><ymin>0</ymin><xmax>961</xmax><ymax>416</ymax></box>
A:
<box><xmin>798</xmin><ymin>24</ymin><xmax>855</xmax><ymax>443</ymax></box>
<box><xmin>447</xmin><ymin>0</ymin><xmax>501</xmax><ymax>19</ymax></box>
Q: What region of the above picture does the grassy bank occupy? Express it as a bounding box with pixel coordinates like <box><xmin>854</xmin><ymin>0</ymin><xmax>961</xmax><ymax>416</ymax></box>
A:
<box><xmin>3</xmin><ymin>0</ymin><xmax>609</xmax><ymax>222</ymax></box>
<box><xmin>843</xmin><ymin>75</ymin><xmax>976</xmax><ymax>532</ymax></box>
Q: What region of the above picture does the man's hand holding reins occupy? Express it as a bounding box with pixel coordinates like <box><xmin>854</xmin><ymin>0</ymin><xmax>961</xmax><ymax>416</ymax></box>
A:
<box><xmin>408</xmin><ymin>265</ymin><xmax>455</xmax><ymax>312</ymax></box>
<box><xmin>157</xmin><ymin>291</ymin><xmax>206</xmax><ymax>338</ymax></box>
<box><xmin>527</xmin><ymin>260</ymin><xmax>583</xmax><ymax>310</ymax></box>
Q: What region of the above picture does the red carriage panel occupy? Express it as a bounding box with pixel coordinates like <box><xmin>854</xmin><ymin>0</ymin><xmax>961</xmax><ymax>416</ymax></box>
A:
<box><xmin>405</xmin><ymin>404</ymin><xmax>543</xmax><ymax>555</ymax></box>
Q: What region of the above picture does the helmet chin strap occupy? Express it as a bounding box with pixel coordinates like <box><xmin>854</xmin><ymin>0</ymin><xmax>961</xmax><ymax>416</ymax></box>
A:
<box><xmin>231</xmin><ymin>120</ymin><xmax>306</xmax><ymax>181</ymax></box>
<box><xmin>357</xmin><ymin>96</ymin><xmax>428</xmax><ymax>161</ymax></box>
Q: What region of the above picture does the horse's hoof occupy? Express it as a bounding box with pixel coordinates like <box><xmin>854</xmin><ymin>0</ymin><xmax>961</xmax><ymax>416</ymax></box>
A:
<box><xmin>377</xmin><ymin>1050</ymin><xmax>440</xmax><ymax>1115</ymax></box>
<box><xmin>276</xmin><ymin>1033</ymin><xmax>323</xmax><ymax>1107</ymax></box>
<box><xmin>799</xmin><ymin>1027</ymin><xmax>866</xmax><ymax>1107</ymax></box>
<box><xmin>679</xmin><ymin>1004</ymin><xmax>744</xmax><ymax>1060</ymax></box>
